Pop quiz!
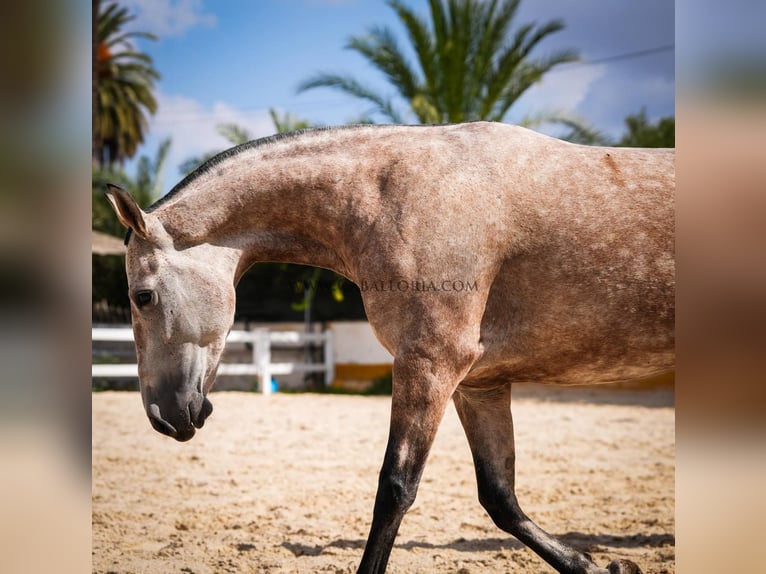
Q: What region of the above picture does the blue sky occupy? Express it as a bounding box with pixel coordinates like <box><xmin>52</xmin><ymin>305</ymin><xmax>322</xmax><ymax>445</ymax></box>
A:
<box><xmin>120</xmin><ymin>0</ymin><xmax>675</xmax><ymax>196</ymax></box>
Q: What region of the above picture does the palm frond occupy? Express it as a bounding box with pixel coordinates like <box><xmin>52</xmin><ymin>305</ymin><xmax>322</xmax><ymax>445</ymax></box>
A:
<box><xmin>347</xmin><ymin>26</ymin><xmax>421</xmax><ymax>101</ymax></box>
<box><xmin>217</xmin><ymin>123</ymin><xmax>252</xmax><ymax>145</ymax></box>
<box><xmin>298</xmin><ymin>0</ymin><xmax>579</xmax><ymax>126</ymax></box>
<box><xmin>388</xmin><ymin>1</ymin><xmax>436</xmax><ymax>96</ymax></box>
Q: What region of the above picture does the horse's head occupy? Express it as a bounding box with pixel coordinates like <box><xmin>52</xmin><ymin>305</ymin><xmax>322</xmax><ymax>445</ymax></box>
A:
<box><xmin>105</xmin><ymin>185</ymin><xmax>238</xmax><ymax>441</ymax></box>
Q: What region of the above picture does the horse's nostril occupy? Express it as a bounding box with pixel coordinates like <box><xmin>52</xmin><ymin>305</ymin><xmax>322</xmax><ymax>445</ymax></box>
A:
<box><xmin>147</xmin><ymin>403</ymin><xmax>178</xmax><ymax>438</ymax></box>
<box><xmin>149</xmin><ymin>414</ymin><xmax>177</xmax><ymax>437</ymax></box>
<box><xmin>193</xmin><ymin>396</ymin><xmax>214</xmax><ymax>429</ymax></box>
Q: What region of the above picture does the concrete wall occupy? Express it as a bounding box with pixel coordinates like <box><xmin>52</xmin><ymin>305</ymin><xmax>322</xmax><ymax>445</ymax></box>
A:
<box><xmin>330</xmin><ymin>321</ymin><xmax>392</xmax><ymax>364</ymax></box>
<box><xmin>329</xmin><ymin>321</ymin><xmax>393</xmax><ymax>391</ymax></box>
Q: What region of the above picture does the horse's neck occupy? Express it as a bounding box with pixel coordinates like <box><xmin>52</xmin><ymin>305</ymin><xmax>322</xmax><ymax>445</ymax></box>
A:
<box><xmin>155</xmin><ymin>134</ymin><xmax>386</xmax><ymax>282</ymax></box>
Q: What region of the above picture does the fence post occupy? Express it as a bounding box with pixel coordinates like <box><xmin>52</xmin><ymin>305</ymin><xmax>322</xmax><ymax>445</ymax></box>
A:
<box><xmin>254</xmin><ymin>328</ymin><xmax>272</xmax><ymax>395</ymax></box>
<box><xmin>324</xmin><ymin>329</ymin><xmax>334</xmax><ymax>387</ymax></box>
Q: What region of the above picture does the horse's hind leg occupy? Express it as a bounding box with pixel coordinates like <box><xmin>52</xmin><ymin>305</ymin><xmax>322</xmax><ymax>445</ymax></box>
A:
<box><xmin>453</xmin><ymin>383</ymin><xmax>642</xmax><ymax>574</ymax></box>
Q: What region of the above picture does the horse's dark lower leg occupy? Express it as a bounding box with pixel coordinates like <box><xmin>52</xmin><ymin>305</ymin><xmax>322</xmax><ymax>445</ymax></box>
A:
<box><xmin>356</xmin><ymin>436</ymin><xmax>425</xmax><ymax>573</ymax></box>
<box><xmin>453</xmin><ymin>383</ymin><xmax>642</xmax><ymax>574</ymax></box>
<box><xmin>357</xmin><ymin>351</ymin><xmax>466</xmax><ymax>574</ymax></box>
<box><xmin>480</xmin><ymin>486</ymin><xmax>607</xmax><ymax>573</ymax></box>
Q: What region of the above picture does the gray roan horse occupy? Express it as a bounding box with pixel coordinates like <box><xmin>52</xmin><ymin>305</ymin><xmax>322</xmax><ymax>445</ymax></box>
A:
<box><xmin>105</xmin><ymin>122</ymin><xmax>674</xmax><ymax>574</ymax></box>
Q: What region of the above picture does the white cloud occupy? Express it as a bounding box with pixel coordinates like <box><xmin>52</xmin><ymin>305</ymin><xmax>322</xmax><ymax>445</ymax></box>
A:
<box><xmin>147</xmin><ymin>92</ymin><xmax>276</xmax><ymax>193</ymax></box>
<box><xmin>122</xmin><ymin>0</ymin><xmax>216</xmax><ymax>37</ymax></box>
<box><xmin>511</xmin><ymin>63</ymin><xmax>608</xmax><ymax>122</ymax></box>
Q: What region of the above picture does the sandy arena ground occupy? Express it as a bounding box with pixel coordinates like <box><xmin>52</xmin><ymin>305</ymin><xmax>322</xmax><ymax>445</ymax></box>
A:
<box><xmin>92</xmin><ymin>386</ymin><xmax>674</xmax><ymax>573</ymax></box>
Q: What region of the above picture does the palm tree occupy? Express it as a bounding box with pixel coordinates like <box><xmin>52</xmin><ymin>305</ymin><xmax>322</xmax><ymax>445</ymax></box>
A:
<box><xmin>95</xmin><ymin>1</ymin><xmax>160</xmax><ymax>166</ymax></box>
<box><xmin>617</xmin><ymin>109</ymin><xmax>675</xmax><ymax>148</ymax></box>
<box><xmin>299</xmin><ymin>0</ymin><xmax>577</xmax><ymax>124</ymax></box>
<box><xmin>269</xmin><ymin>109</ymin><xmax>313</xmax><ymax>134</ymax></box>
<box><xmin>93</xmin><ymin>138</ymin><xmax>171</xmax><ymax>236</ymax></box>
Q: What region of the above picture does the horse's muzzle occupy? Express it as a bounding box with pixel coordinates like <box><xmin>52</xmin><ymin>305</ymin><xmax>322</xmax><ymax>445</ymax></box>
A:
<box><xmin>146</xmin><ymin>393</ymin><xmax>213</xmax><ymax>442</ymax></box>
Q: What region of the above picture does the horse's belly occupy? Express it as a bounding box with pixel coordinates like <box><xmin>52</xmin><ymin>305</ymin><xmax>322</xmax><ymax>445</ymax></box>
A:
<box><xmin>465</xmin><ymin>347</ymin><xmax>674</xmax><ymax>386</ymax></box>
<box><xmin>474</xmin><ymin>276</ymin><xmax>674</xmax><ymax>385</ymax></box>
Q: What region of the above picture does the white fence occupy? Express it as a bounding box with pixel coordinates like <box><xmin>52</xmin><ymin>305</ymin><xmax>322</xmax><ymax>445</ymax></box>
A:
<box><xmin>91</xmin><ymin>327</ymin><xmax>334</xmax><ymax>395</ymax></box>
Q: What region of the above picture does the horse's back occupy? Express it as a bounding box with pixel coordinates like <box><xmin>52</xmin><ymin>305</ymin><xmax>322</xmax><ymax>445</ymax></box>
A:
<box><xmin>459</xmin><ymin>124</ymin><xmax>675</xmax><ymax>386</ymax></box>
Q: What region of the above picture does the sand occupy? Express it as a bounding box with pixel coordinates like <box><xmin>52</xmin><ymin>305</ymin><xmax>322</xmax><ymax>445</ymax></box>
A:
<box><xmin>92</xmin><ymin>387</ymin><xmax>674</xmax><ymax>573</ymax></box>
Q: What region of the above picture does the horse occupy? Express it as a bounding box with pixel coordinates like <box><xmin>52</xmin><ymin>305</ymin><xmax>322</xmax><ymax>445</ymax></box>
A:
<box><xmin>105</xmin><ymin>122</ymin><xmax>674</xmax><ymax>574</ymax></box>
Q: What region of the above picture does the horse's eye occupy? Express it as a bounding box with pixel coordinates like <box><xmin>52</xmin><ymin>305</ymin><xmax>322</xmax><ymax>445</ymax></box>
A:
<box><xmin>133</xmin><ymin>290</ymin><xmax>157</xmax><ymax>309</ymax></box>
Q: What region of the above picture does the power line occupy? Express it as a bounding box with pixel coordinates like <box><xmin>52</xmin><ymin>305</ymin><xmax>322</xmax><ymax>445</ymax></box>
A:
<box><xmin>571</xmin><ymin>44</ymin><xmax>674</xmax><ymax>67</ymax></box>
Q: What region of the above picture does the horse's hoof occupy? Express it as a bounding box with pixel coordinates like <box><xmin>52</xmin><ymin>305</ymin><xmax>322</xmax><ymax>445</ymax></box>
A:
<box><xmin>606</xmin><ymin>558</ymin><xmax>643</xmax><ymax>574</ymax></box>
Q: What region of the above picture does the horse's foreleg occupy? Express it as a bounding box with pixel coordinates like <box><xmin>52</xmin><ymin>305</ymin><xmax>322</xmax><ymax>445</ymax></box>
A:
<box><xmin>357</xmin><ymin>350</ymin><xmax>470</xmax><ymax>574</ymax></box>
<box><xmin>453</xmin><ymin>383</ymin><xmax>642</xmax><ymax>574</ymax></box>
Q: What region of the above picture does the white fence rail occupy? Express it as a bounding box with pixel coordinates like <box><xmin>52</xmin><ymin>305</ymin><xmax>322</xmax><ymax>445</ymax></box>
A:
<box><xmin>92</xmin><ymin>327</ymin><xmax>334</xmax><ymax>394</ymax></box>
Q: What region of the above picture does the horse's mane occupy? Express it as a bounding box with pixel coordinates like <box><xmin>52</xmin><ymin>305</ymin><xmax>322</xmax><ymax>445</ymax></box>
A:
<box><xmin>148</xmin><ymin>125</ymin><xmax>366</xmax><ymax>213</ymax></box>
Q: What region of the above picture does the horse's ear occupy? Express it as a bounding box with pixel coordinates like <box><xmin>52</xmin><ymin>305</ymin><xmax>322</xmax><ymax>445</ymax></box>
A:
<box><xmin>104</xmin><ymin>184</ymin><xmax>149</xmax><ymax>239</ymax></box>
